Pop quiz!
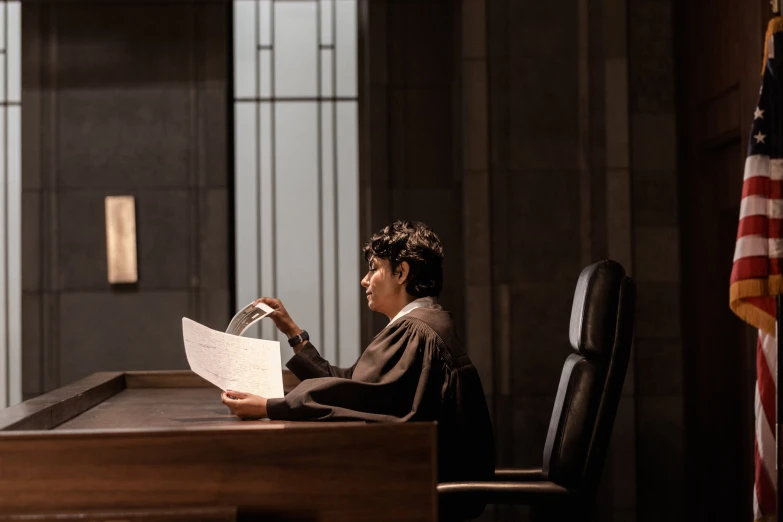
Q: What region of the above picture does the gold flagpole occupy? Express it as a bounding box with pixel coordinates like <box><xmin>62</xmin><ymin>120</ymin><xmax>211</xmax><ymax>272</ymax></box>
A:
<box><xmin>776</xmin><ymin>0</ymin><xmax>782</xmax><ymax>514</ymax></box>
<box><xmin>775</xmin><ymin>0</ymin><xmax>783</xmax><ymax>513</ymax></box>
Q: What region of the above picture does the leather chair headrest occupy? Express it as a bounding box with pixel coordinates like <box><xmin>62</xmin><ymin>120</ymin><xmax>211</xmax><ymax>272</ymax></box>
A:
<box><xmin>568</xmin><ymin>260</ymin><xmax>625</xmax><ymax>359</ymax></box>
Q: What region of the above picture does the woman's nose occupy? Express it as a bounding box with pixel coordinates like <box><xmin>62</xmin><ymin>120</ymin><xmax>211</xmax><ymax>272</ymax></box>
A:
<box><xmin>361</xmin><ymin>274</ymin><xmax>370</xmax><ymax>288</ymax></box>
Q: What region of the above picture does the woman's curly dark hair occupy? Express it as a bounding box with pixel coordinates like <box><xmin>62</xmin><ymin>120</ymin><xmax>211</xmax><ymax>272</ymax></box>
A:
<box><xmin>362</xmin><ymin>221</ymin><xmax>444</xmax><ymax>298</ymax></box>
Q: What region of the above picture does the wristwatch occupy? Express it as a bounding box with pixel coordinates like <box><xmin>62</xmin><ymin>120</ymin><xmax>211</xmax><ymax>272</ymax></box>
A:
<box><xmin>287</xmin><ymin>330</ymin><xmax>309</xmax><ymax>347</ymax></box>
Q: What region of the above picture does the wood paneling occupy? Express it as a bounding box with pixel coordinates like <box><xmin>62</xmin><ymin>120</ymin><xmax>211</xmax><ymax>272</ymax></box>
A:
<box><xmin>21</xmin><ymin>2</ymin><xmax>232</xmax><ymax>397</ymax></box>
<box><xmin>0</xmin><ymin>424</ymin><xmax>436</xmax><ymax>522</ymax></box>
<box><xmin>357</xmin><ymin>0</ymin><xmax>462</xmax><ymax>346</ymax></box>
<box><xmin>676</xmin><ymin>0</ymin><xmax>766</xmax><ymax>519</ymax></box>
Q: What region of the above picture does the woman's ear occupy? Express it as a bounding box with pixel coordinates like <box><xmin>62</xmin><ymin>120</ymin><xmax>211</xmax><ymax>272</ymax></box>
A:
<box><xmin>396</xmin><ymin>261</ymin><xmax>410</xmax><ymax>285</ymax></box>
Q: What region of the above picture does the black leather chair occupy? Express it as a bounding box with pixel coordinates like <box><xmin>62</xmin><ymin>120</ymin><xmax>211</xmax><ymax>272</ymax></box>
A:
<box><xmin>438</xmin><ymin>260</ymin><xmax>636</xmax><ymax>521</ymax></box>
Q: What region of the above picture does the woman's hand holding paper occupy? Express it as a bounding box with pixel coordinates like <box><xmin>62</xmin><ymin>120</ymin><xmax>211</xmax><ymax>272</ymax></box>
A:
<box><xmin>253</xmin><ymin>297</ymin><xmax>302</xmax><ymax>338</ymax></box>
<box><xmin>222</xmin><ymin>390</ymin><xmax>268</xmax><ymax>420</ymax></box>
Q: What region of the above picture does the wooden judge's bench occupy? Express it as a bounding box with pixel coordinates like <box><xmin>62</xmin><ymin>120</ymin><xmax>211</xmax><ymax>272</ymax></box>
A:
<box><xmin>0</xmin><ymin>371</ymin><xmax>438</xmax><ymax>522</ymax></box>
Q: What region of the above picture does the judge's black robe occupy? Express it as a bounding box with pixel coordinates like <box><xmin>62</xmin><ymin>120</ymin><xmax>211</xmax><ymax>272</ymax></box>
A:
<box><xmin>266</xmin><ymin>307</ymin><xmax>495</xmax><ymax>520</ymax></box>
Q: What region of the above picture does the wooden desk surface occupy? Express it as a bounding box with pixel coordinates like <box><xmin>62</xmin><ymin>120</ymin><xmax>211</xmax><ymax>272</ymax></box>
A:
<box><xmin>55</xmin><ymin>387</ymin><xmax>342</xmax><ymax>430</ymax></box>
<box><xmin>0</xmin><ymin>371</ymin><xmax>437</xmax><ymax>522</ymax></box>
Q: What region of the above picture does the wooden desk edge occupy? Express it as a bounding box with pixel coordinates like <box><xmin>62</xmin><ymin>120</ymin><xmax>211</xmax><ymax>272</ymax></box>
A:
<box><xmin>0</xmin><ymin>420</ymin><xmax>436</xmax><ymax>440</ymax></box>
<box><xmin>0</xmin><ymin>506</ymin><xmax>239</xmax><ymax>521</ymax></box>
<box><xmin>0</xmin><ymin>372</ymin><xmax>125</xmax><ymax>431</ymax></box>
<box><xmin>124</xmin><ymin>370</ymin><xmax>213</xmax><ymax>389</ymax></box>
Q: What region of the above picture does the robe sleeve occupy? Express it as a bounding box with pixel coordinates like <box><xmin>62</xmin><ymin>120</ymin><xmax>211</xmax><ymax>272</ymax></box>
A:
<box><xmin>285</xmin><ymin>342</ymin><xmax>357</xmax><ymax>381</ymax></box>
<box><xmin>268</xmin><ymin>322</ymin><xmax>439</xmax><ymax>422</ymax></box>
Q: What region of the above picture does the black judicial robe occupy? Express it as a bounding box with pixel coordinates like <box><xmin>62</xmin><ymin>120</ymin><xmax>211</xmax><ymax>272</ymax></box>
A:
<box><xmin>266</xmin><ymin>306</ymin><xmax>495</xmax><ymax>490</ymax></box>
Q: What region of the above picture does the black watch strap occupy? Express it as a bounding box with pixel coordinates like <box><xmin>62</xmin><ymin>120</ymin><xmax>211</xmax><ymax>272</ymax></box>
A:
<box><xmin>287</xmin><ymin>330</ymin><xmax>309</xmax><ymax>347</ymax></box>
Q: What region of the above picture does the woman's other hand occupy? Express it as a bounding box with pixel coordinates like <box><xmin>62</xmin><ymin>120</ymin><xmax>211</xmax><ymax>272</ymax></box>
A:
<box><xmin>222</xmin><ymin>390</ymin><xmax>268</xmax><ymax>420</ymax></box>
<box><xmin>253</xmin><ymin>297</ymin><xmax>302</xmax><ymax>338</ymax></box>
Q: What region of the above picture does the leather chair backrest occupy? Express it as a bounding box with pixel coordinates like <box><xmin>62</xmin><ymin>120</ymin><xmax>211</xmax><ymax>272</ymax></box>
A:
<box><xmin>541</xmin><ymin>260</ymin><xmax>635</xmax><ymax>495</ymax></box>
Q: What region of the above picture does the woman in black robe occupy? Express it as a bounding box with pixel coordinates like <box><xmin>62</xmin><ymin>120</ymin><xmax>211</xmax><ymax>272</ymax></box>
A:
<box><xmin>222</xmin><ymin>221</ymin><xmax>495</xmax><ymax>517</ymax></box>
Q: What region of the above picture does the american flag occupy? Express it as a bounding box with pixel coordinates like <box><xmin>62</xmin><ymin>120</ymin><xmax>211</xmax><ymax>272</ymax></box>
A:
<box><xmin>730</xmin><ymin>16</ymin><xmax>783</xmax><ymax>522</ymax></box>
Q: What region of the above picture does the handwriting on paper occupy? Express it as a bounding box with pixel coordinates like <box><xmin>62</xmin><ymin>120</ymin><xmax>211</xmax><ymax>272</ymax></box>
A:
<box><xmin>182</xmin><ymin>318</ymin><xmax>284</xmax><ymax>398</ymax></box>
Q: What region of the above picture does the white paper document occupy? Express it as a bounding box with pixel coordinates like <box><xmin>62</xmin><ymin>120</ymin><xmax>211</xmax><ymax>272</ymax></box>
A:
<box><xmin>182</xmin><ymin>318</ymin><xmax>284</xmax><ymax>398</ymax></box>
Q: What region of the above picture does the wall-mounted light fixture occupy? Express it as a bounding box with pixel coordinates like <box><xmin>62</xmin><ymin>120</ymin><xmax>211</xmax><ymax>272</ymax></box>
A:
<box><xmin>105</xmin><ymin>196</ymin><xmax>138</xmax><ymax>284</ymax></box>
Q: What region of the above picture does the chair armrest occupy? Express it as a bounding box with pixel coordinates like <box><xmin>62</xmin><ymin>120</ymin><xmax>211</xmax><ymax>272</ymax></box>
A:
<box><xmin>494</xmin><ymin>468</ymin><xmax>545</xmax><ymax>481</ymax></box>
<box><xmin>437</xmin><ymin>481</ymin><xmax>572</xmax><ymax>505</ymax></box>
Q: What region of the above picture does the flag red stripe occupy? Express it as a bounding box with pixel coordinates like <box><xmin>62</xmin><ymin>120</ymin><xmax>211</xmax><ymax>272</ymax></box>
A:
<box><xmin>756</xmin><ymin>436</ymin><xmax>776</xmax><ymax>516</ymax></box>
<box><xmin>732</xmin><ymin>256</ymin><xmax>783</xmax><ymax>284</ymax></box>
<box><xmin>732</xmin><ymin>257</ymin><xmax>771</xmax><ymax>282</ymax></box>
<box><xmin>742</xmin><ymin>176</ymin><xmax>776</xmax><ymax>198</ymax></box>
<box><xmin>747</xmin><ymin>296</ymin><xmax>777</xmax><ymax>317</ymax></box>
<box><xmin>738</xmin><ymin>216</ymin><xmax>783</xmax><ymax>238</ymax></box>
<box><xmin>757</xmin><ymin>337</ymin><xmax>776</xmax><ymax>430</ymax></box>
<box><xmin>738</xmin><ymin>215</ymin><xmax>768</xmax><ymax>238</ymax></box>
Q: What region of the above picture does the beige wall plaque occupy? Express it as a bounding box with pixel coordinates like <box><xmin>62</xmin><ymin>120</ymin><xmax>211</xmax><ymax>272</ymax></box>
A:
<box><xmin>105</xmin><ymin>196</ymin><xmax>138</xmax><ymax>284</ymax></box>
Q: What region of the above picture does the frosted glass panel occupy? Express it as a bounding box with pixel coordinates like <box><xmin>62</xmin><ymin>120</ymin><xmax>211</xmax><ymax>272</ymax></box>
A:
<box><xmin>336</xmin><ymin>102</ymin><xmax>359</xmax><ymax>365</ymax></box>
<box><xmin>335</xmin><ymin>0</ymin><xmax>357</xmax><ymax>97</ymax></box>
<box><xmin>233</xmin><ymin>0</ymin><xmax>257</xmax><ymax>99</ymax></box>
<box><xmin>7</xmin><ymin>105</ymin><xmax>20</xmax><ymax>405</ymax></box>
<box><xmin>233</xmin><ymin>0</ymin><xmax>358</xmax><ymax>367</ymax></box>
<box><xmin>0</xmin><ymin>3</ymin><xmax>5</xmax><ymax>53</ymax></box>
<box><xmin>0</xmin><ymin>106</ymin><xmax>6</xmax><ymax>407</ymax></box>
<box><xmin>260</xmin><ymin>49</ymin><xmax>272</xmax><ymax>98</ymax></box>
<box><xmin>259</xmin><ymin>102</ymin><xmax>275</xmax><ymax>342</ymax></box>
<box><xmin>258</xmin><ymin>0</ymin><xmax>272</xmax><ymax>47</ymax></box>
<box><xmin>321</xmin><ymin>103</ymin><xmax>336</xmax><ymax>362</ymax></box>
<box><xmin>0</xmin><ymin>106</ymin><xmax>5</xmax><ymax>209</ymax></box>
<box><xmin>7</xmin><ymin>2</ymin><xmax>19</xmax><ymax>103</ymax></box>
<box><xmin>275</xmin><ymin>103</ymin><xmax>320</xmax><ymax>362</ymax></box>
<box><xmin>320</xmin><ymin>0</ymin><xmax>333</xmax><ymax>46</ymax></box>
<box><xmin>274</xmin><ymin>2</ymin><xmax>317</xmax><ymax>97</ymax></box>
<box><xmin>0</xmin><ymin>55</ymin><xmax>5</xmax><ymax>102</ymax></box>
<box><xmin>0</xmin><ymin>4</ymin><xmax>20</xmax><ymax>407</ymax></box>
<box><xmin>321</xmin><ymin>50</ymin><xmax>333</xmax><ymax>98</ymax></box>
<box><xmin>234</xmin><ymin>102</ymin><xmax>260</xmax><ymax>339</ymax></box>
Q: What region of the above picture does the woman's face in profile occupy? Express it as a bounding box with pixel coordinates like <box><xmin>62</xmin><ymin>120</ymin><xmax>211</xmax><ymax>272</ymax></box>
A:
<box><xmin>361</xmin><ymin>256</ymin><xmax>401</xmax><ymax>316</ymax></box>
